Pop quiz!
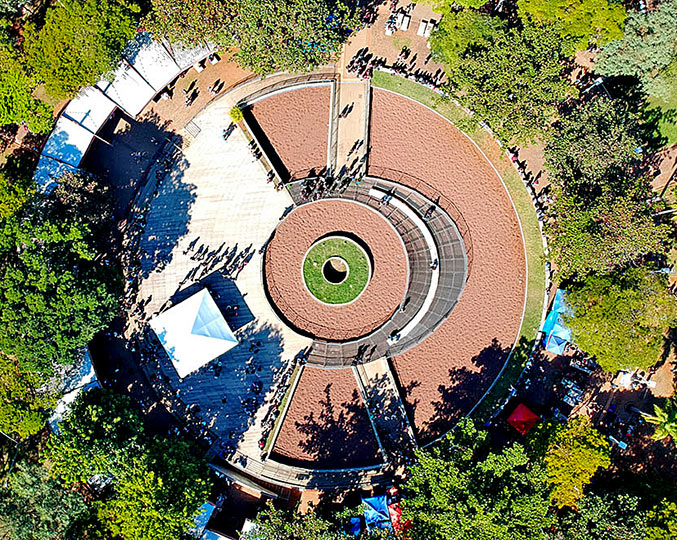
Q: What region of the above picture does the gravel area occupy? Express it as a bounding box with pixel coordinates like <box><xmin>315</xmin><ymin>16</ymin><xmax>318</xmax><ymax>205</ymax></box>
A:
<box><xmin>369</xmin><ymin>89</ymin><xmax>527</xmax><ymax>444</ymax></box>
<box><xmin>247</xmin><ymin>85</ymin><xmax>330</xmax><ymax>178</ymax></box>
<box><xmin>271</xmin><ymin>366</ymin><xmax>382</xmax><ymax>468</ymax></box>
<box><xmin>264</xmin><ymin>199</ymin><xmax>408</xmax><ymax>340</ymax></box>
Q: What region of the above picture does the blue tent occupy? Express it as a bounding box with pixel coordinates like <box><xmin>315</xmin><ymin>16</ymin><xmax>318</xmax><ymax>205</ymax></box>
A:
<box><xmin>349</xmin><ymin>517</ymin><xmax>362</xmax><ymax>536</ymax></box>
<box><xmin>363</xmin><ymin>495</ymin><xmax>393</xmax><ymax>531</ymax></box>
<box><xmin>542</xmin><ymin>290</ymin><xmax>573</xmax><ymax>355</ymax></box>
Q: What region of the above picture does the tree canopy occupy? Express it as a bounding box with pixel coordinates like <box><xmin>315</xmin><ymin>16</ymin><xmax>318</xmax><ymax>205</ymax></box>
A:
<box><xmin>0</xmin><ymin>461</ymin><xmax>87</xmax><ymax>540</ymax></box>
<box><xmin>431</xmin><ymin>12</ymin><xmax>576</xmax><ymax>143</ymax></box>
<box><xmin>597</xmin><ymin>0</ymin><xmax>677</xmax><ymax>101</ymax></box>
<box><xmin>518</xmin><ymin>0</ymin><xmax>626</xmax><ymax>54</ymax></box>
<box><xmin>546</xmin><ymin>188</ymin><xmax>669</xmax><ymax>278</ymax></box>
<box><xmin>0</xmin><ymin>26</ymin><xmax>53</xmax><ymax>133</ymax></box>
<box><xmin>0</xmin><ymin>353</ymin><xmax>55</xmax><ymax>439</ymax></box>
<box><xmin>0</xmin><ymin>172</ymin><xmax>121</xmax><ymax>374</ymax></box>
<box><xmin>543</xmin><ymin>417</ymin><xmax>611</xmax><ymax>508</ymax></box>
<box><xmin>564</xmin><ymin>267</ymin><xmax>677</xmax><ymax>372</ymax></box>
<box><xmin>23</xmin><ymin>0</ymin><xmax>140</xmax><ymax>98</ymax></box>
<box><xmin>644</xmin><ymin>401</ymin><xmax>677</xmax><ymax>443</ymax></box>
<box><xmin>544</xmin><ymin>98</ymin><xmax>644</xmax><ymax>202</ymax></box>
<box><xmin>401</xmin><ymin>418</ymin><xmax>554</xmax><ymax>540</ymax></box>
<box><xmin>242</xmin><ymin>501</ymin><xmax>343</xmax><ymax>540</ymax></box>
<box><xmin>547</xmin><ymin>493</ymin><xmax>648</xmax><ymax>540</ymax></box>
<box><xmin>143</xmin><ymin>0</ymin><xmax>235</xmax><ymax>47</ymax></box>
<box><xmin>45</xmin><ymin>388</ymin><xmax>211</xmax><ymax>540</ymax></box>
<box><xmin>146</xmin><ymin>0</ymin><xmax>358</xmax><ymax>74</ymax></box>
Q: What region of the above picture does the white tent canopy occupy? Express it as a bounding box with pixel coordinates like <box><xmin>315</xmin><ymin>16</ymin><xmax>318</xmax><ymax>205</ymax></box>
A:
<box><xmin>150</xmin><ymin>289</ymin><xmax>238</xmax><ymax>378</ymax></box>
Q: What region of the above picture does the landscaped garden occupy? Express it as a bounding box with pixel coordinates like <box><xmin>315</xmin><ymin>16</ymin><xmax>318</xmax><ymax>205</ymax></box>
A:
<box><xmin>0</xmin><ymin>0</ymin><xmax>676</xmax><ymax>538</ymax></box>
<box><xmin>302</xmin><ymin>236</ymin><xmax>371</xmax><ymax>305</ymax></box>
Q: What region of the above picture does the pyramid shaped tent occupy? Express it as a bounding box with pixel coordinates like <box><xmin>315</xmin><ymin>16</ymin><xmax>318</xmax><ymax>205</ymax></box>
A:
<box><xmin>507</xmin><ymin>403</ymin><xmax>540</xmax><ymax>435</ymax></box>
<box><xmin>149</xmin><ymin>288</ymin><xmax>238</xmax><ymax>378</ymax></box>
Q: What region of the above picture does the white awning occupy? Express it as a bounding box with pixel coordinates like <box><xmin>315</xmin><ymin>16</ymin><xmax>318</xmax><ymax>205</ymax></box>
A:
<box><xmin>123</xmin><ymin>32</ymin><xmax>181</xmax><ymax>92</ymax></box>
<box><xmin>150</xmin><ymin>288</ymin><xmax>238</xmax><ymax>378</ymax></box>
<box><xmin>97</xmin><ymin>61</ymin><xmax>156</xmax><ymax>118</ymax></box>
<box><xmin>62</xmin><ymin>86</ymin><xmax>116</xmax><ymax>133</ymax></box>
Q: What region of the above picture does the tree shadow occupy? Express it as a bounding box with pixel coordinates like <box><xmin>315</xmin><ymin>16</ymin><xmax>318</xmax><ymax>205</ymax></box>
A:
<box><xmin>421</xmin><ymin>338</ymin><xmax>511</xmax><ymax>442</ymax></box>
<box><xmin>81</xmin><ymin>109</ymin><xmax>183</xmax><ymax>221</ymax></box>
<box><xmin>275</xmin><ymin>383</ymin><xmax>383</xmax><ymax>469</ymax></box>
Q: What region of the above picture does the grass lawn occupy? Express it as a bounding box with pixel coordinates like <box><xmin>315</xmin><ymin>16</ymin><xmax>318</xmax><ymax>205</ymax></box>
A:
<box><xmin>303</xmin><ymin>237</ymin><xmax>370</xmax><ymax>304</ymax></box>
<box><xmin>646</xmin><ymin>92</ymin><xmax>677</xmax><ymax>146</ymax></box>
<box><xmin>371</xmin><ymin>71</ymin><xmax>547</xmax><ymax>421</ymax></box>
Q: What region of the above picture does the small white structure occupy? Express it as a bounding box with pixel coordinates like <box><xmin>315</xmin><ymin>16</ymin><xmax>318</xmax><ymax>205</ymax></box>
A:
<box><xmin>150</xmin><ymin>289</ymin><xmax>238</xmax><ymax>378</ymax></box>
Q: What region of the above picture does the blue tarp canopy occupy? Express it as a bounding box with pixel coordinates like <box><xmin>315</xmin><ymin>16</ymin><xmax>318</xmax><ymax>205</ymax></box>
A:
<box><xmin>363</xmin><ymin>495</ymin><xmax>393</xmax><ymax>531</ymax></box>
<box><xmin>349</xmin><ymin>517</ymin><xmax>362</xmax><ymax>536</ymax></box>
<box><xmin>542</xmin><ymin>289</ymin><xmax>573</xmax><ymax>354</ymax></box>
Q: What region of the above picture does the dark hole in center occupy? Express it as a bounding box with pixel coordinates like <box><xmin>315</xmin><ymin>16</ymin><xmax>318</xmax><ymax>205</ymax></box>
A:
<box><xmin>323</xmin><ymin>258</ymin><xmax>347</xmax><ymax>284</ymax></box>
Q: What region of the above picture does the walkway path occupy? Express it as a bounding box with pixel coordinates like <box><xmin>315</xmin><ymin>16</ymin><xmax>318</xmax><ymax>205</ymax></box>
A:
<box><xmin>354</xmin><ymin>358</ymin><xmax>418</xmax><ymax>460</ymax></box>
<box><xmin>331</xmin><ymin>80</ymin><xmax>370</xmax><ymax>178</ymax></box>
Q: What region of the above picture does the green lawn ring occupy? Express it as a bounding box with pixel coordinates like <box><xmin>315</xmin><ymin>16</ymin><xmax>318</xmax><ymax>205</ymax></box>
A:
<box><xmin>302</xmin><ymin>236</ymin><xmax>372</xmax><ymax>305</ymax></box>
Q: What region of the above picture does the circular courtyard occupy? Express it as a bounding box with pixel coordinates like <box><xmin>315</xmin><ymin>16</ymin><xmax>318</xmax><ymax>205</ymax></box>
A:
<box><xmin>121</xmin><ymin>79</ymin><xmax>528</xmax><ymax>488</ymax></box>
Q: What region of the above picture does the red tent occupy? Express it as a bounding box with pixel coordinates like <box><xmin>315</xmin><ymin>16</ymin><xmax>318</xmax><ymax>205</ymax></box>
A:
<box><xmin>507</xmin><ymin>404</ymin><xmax>540</xmax><ymax>435</ymax></box>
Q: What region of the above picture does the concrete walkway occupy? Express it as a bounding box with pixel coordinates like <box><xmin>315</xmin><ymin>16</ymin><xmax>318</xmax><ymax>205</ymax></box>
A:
<box><xmin>354</xmin><ymin>358</ymin><xmax>417</xmax><ymax>459</ymax></box>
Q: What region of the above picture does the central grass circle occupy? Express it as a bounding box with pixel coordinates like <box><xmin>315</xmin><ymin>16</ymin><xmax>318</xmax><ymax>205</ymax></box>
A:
<box><xmin>303</xmin><ymin>236</ymin><xmax>371</xmax><ymax>305</ymax></box>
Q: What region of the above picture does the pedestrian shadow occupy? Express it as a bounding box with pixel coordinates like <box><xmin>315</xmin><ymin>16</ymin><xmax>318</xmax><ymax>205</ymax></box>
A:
<box><xmin>146</xmin><ymin>322</ymin><xmax>289</xmax><ymax>459</ymax></box>
<box><xmin>168</xmin><ymin>270</ymin><xmax>255</xmax><ymax>331</ymax></box>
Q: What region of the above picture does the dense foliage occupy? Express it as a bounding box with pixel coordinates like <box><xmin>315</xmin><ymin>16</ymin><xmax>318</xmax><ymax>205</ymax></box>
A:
<box><xmin>0</xmin><ymin>172</ymin><xmax>121</xmax><ymax>375</ymax></box>
<box><xmin>543</xmin><ymin>417</ymin><xmax>611</xmax><ymax>508</ymax></box>
<box><xmin>242</xmin><ymin>500</ymin><xmax>343</xmax><ymax>540</ymax></box>
<box><xmin>564</xmin><ymin>267</ymin><xmax>677</xmax><ymax>372</ymax></box>
<box><xmin>144</xmin><ymin>0</ymin><xmax>235</xmax><ymax>47</ymax></box>
<box><xmin>518</xmin><ymin>0</ymin><xmax>626</xmax><ymax>54</ymax></box>
<box><xmin>644</xmin><ymin>401</ymin><xmax>677</xmax><ymax>442</ymax></box>
<box><xmin>431</xmin><ymin>11</ymin><xmax>576</xmax><ymax>143</ymax></box>
<box><xmin>146</xmin><ymin>0</ymin><xmax>358</xmax><ymax>74</ymax></box>
<box><xmin>550</xmin><ymin>494</ymin><xmax>648</xmax><ymax>540</ymax></box>
<box><xmin>597</xmin><ymin>0</ymin><xmax>677</xmax><ymax>101</ymax></box>
<box><xmin>0</xmin><ymin>353</ymin><xmax>55</xmax><ymax>439</ymax></box>
<box><xmin>0</xmin><ymin>27</ymin><xmax>53</xmax><ymax>133</ymax></box>
<box><xmin>0</xmin><ymin>461</ymin><xmax>87</xmax><ymax>540</ymax></box>
<box><xmin>401</xmin><ymin>418</ymin><xmax>554</xmax><ymax>540</ymax></box>
<box><xmin>546</xmin><ymin>189</ymin><xmax>668</xmax><ymax>278</ymax></box>
<box><xmin>23</xmin><ymin>0</ymin><xmax>140</xmax><ymax>98</ymax></box>
<box><xmin>544</xmin><ymin>99</ymin><xmax>643</xmax><ymax>201</ymax></box>
<box><xmin>544</xmin><ymin>98</ymin><xmax>669</xmax><ymax>277</ymax></box>
<box><xmin>45</xmin><ymin>388</ymin><xmax>211</xmax><ymax>540</ymax></box>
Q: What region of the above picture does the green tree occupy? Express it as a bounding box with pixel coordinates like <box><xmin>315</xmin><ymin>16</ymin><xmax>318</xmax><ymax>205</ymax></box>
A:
<box><xmin>0</xmin><ymin>26</ymin><xmax>53</xmax><ymax>133</ymax></box>
<box><xmin>0</xmin><ymin>353</ymin><xmax>55</xmax><ymax>439</ymax></box>
<box><xmin>233</xmin><ymin>0</ymin><xmax>358</xmax><ymax>74</ymax></box>
<box><xmin>0</xmin><ymin>461</ymin><xmax>87</xmax><ymax>540</ymax></box>
<box><xmin>0</xmin><ymin>167</ymin><xmax>34</xmax><ymax>220</ymax></box>
<box><xmin>646</xmin><ymin>498</ymin><xmax>677</xmax><ymax>540</ymax></box>
<box><xmin>546</xmin><ymin>189</ymin><xmax>669</xmax><ymax>278</ymax></box>
<box><xmin>45</xmin><ymin>388</ymin><xmax>211</xmax><ymax>540</ymax></box>
<box><xmin>543</xmin><ymin>417</ymin><xmax>611</xmax><ymax>508</ymax></box>
<box><xmin>242</xmin><ymin>500</ymin><xmax>343</xmax><ymax>540</ymax></box>
<box><xmin>518</xmin><ymin>0</ymin><xmax>626</xmax><ymax>54</ymax></box>
<box><xmin>597</xmin><ymin>0</ymin><xmax>677</xmax><ymax>101</ymax></box>
<box><xmin>544</xmin><ymin>98</ymin><xmax>643</xmax><ymax>202</ymax></box>
<box><xmin>144</xmin><ymin>0</ymin><xmax>235</xmax><ymax>47</ymax></box>
<box><xmin>44</xmin><ymin>388</ymin><xmax>143</xmax><ymax>484</ymax></box>
<box><xmin>0</xmin><ymin>172</ymin><xmax>120</xmax><ymax>372</ymax></box>
<box><xmin>564</xmin><ymin>267</ymin><xmax>677</xmax><ymax>372</ymax></box>
<box><xmin>97</xmin><ymin>440</ymin><xmax>210</xmax><ymax>540</ymax></box>
<box><xmin>432</xmin><ymin>13</ymin><xmax>576</xmax><ymax>143</ymax></box>
<box><xmin>547</xmin><ymin>493</ymin><xmax>647</xmax><ymax>540</ymax></box>
<box><xmin>643</xmin><ymin>403</ymin><xmax>677</xmax><ymax>443</ymax></box>
<box><xmin>401</xmin><ymin>418</ymin><xmax>554</xmax><ymax>540</ymax></box>
<box><xmin>23</xmin><ymin>0</ymin><xmax>140</xmax><ymax>98</ymax></box>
